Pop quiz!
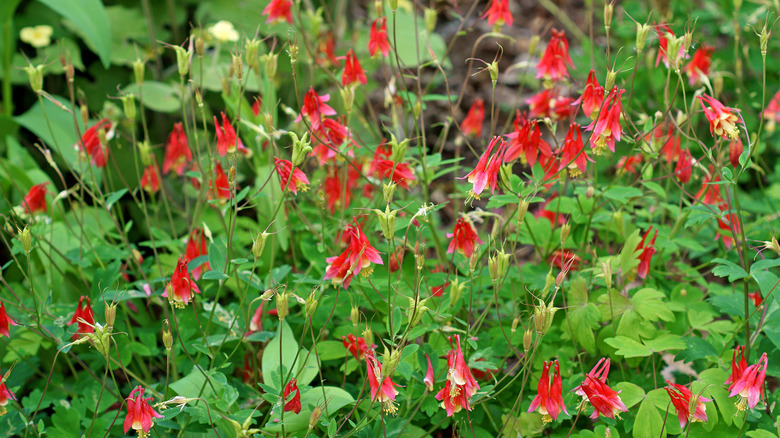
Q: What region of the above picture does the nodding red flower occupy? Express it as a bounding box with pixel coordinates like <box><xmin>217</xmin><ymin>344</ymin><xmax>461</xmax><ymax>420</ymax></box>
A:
<box><xmin>675</xmin><ymin>148</ymin><xmax>693</xmax><ymax>184</ymax></box>
<box><xmin>274</xmin><ymin>157</ymin><xmax>309</xmax><ymax>195</ymax></box>
<box><xmin>748</xmin><ymin>291</ymin><xmax>763</xmax><ymax>307</ymax></box>
<box><xmin>548</xmin><ymin>249</ymin><xmax>581</xmax><ymax>271</ymax></box>
<box><xmin>342</xmin><ymin>49</ymin><xmax>367</xmax><ymax>86</ymax></box>
<box><xmin>283</xmin><ymin>379</ymin><xmax>302</xmax><ymax>414</ymax></box>
<box><xmin>725</xmin><ymin>346</ymin><xmax>748</xmax><ymax>386</ymax></box>
<box><xmin>324</xmin><ymin>218</ymin><xmax>383</xmax><ymax>289</ymax></box>
<box><xmin>728</xmin><ymin>352</ymin><xmax>768</xmax><ymax>411</ymax></box>
<box><xmin>140</xmin><ymin>165</ymin><xmax>160</xmax><ymax>194</ymax></box>
<box><xmin>573</xmin><ymin>70</ymin><xmax>605</xmax><ymax>119</ymax></box>
<box><xmin>162</xmin><ymin>258</ymin><xmax>201</xmax><ymax>308</ymax></box>
<box><xmin>536</xmin><ymin>29</ymin><xmax>573</xmax><ymax>82</ymax></box>
<box><xmin>665</xmin><ymin>381</ymin><xmax>711</xmax><ymax>428</ymax></box>
<box><xmin>0</xmin><ymin>368</ymin><xmax>16</xmax><ymax>415</ymax></box>
<box><xmin>536</xmin><ymin>195</ymin><xmax>568</xmax><ymax>227</ymax></box>
<box><xmin>317</xmin><ymin>33</ymin><xmax>339</xmax><ymax>67</ymax></box>
<box><xmin>684</xmin><ymin>45</ymin><xmax>714</xmax><ymax>85</ymax></box>
<box><xmin>185</xmin><ymin>228</ymin><xmax>210</xmax><ymax>281</ymax></box>
<box><xmin>262</xmin><ymin>0</ymin><xmax>293</xmax><ymax>24</ymax></box>
<box><xmin>461</xmin><ymin>136</ymin><xmax>507</xmax><ymax>197</ymax></box>
<box><xmin>616</xmin><ymin>155</ymin><xmax>642</xmax><ymax>176</ymax></box>
<box><xmin>430</xmin><ymin>265</ymin><xmax>450</xmax><ymax>297</ymax></box>
<box><xmin>251</xmin><ymin>97</ymin><xmax>262</xmax><ymax>117</ymax></box>
<box><xmin>695</xmin><ymin>167</ymin><xmax>724</xmax><ymax>205</ymax></box>
<box><xmin>209</xmin><ymin>163</ymin><xmax>232</xmax><ymax>202</ymax></box>
<box><xmin>526</xmin><ymin>89</ymin><xmax>574</xmax><ymax>120</ymax></box>
<box><xmin>470</xmin><ymin>358</ymin><xmax>499</xmax><ymax>381</ymax></box>
<box><xmin>447</xmin><ymin>217</ymin><xmax>483</xmax><ymax>259</ymax></box>
<box><xmin>311</xmin><ymin>117</ymin><xmax>358</xmax><ymax>164</ymax></box>
<box><xmin>655</xmin><ymin>23</ymin><xmax>686</xmax><ymax>68</ymax></box>
<box><xmin>560</xmin><ymin>123</ymin><xmax>592</xmax><ymax>176</ymax></box>
<box><xmin>163</xmin><ymin>122</ymin><xmax>192</xmax><ymax>175</ymax></box>
<box><xmin>76</xmin><ymin>118</ymin><xmax>111</xmax><ymax>168</ymax></box>
<box><xmin>296</xmin><ymin>87</ymin><xmax>337</xmax><ymax>131</ymax></box>
<box><xmin>214</xmin><ymin>112</ymin><xmax>246</xmax><ymax>157</ymax></box>
<box><xmin>389</xmin><ymin>247</ymin><xmax>404</xmax><ymax>272</ymax></box>
<box><xmin>586</xmin><ymin>87</ymin><xmax>624</xmax><ymax>154</ymax></box>
<box><xmin>763</xmin><ymin>91</ymin><xmax>780</xmax><ymax>131</ymax></box>
<box><xmin>505</xmin><ymin>114</ymin><xmax>552</xmax><ymax>166</ymax></box>
<box><xmin>342</xmin><ymin>333</ymin><xmax>374</xmax><ymax>360</ymax></box>
<box><xmin>247</xmin><ymin>301</ymin><xmax>264</xmax><ymax>335</ymax></box>
<box><xmin>0</xmin><ymin>302</ymin><xmax>18</xmax><ymax>338</ymax></box>
<box><xmin>68</xmin><ymin>296</ymin><xmax>95</xmax><ymax>341</ymax></box>
<box><xmin>369</xmin><ymin>18</ymin><xmax>390</xmax><ymax>58</ymax></box>
<box><xmin>715</xmin><ymin>206</ymin><xmax>741</xmax><ymax>249</ymax></box>
<box><xmin>580</xmin><ymin>376</ymin><xmax>628</xmax><ymax>419</ymax></box>
<box><xmin>22</xmin><ymin>182</ymin><xmax>49</xmax><ymax>214</ymax></box>
<box><xmin>435</xmin><ymin>334</ymin><xmax>480</xmax><ymax>417</ymax></box>
<box><xmin>369</xmin><ymin>142</ymin><xmax>416</xmax><ymax>189</ymax></box>
<box><xmin>322</xmin><ymin>166</ymin><xmax>360</xmax><ymax>213</ymax></box>
<box><xmin>698</xmin><ymin>94</ymin><xmax>740</xmax><ymax>140</ymax></box>
<box><xmin>366</xmin><ymin>350</ymin><xmax>399</xmax><ymax>414</ymax></box>
<box><xmin>424</xmin><ymin>353</ymin><xmax>435</xmax><ymax>391</ymax></box>
<box><xmin>636</xmin><ymin>227</ymin><xmax>657</xmax><ymax>279</ymax></box>
<box><xmin>461</xmin><ymin>98</ymin><xmax>485</xmax><ymax>138</ymax></box>
<box><xmin>728</xmin><ymin>138</ymin><xmax>743</xmax><ymax>168</ymax></box>
<box><xmin>123</xmin><ymin>386</ymin><xmax>163</xmax><ymax>437</ymax></box>
<box><xmin>482</xmin><ymin>0</ymin><xmax>513</xmax><ymax>27</ymax></box>
<box><xmin>528</xmin><ymin>360</ymin><xmax>568</xmax><ymax>423</ymax></box>
<box><xmin>573</xmin><ymin>357</ymin><xmax>610</xmax><ymax>398</ymax></box>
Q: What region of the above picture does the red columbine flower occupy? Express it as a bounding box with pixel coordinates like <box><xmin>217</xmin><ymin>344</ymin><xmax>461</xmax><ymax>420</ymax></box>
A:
<box><xmin>0</xmin><ymin>302</ymin><xmax>17</xmax><ymax>338</ymax></box>
<box><xmin>586</xmin><ymin>87</ymin><xmax>624</xmax><ymax>154</ymax></box>
<box><xmin>536</xmin><ymin>29</ymin><xmax>573</xmax><ymax>82</ymax></box>
<box><xmin>729</xmin><ymin>138</ymin><xmax>743</xmax><ymax>168</ymax></box>
<box><xmin>0</xmin><ymin>368</ymin><xmax>16</xmax><ymax>416</ymax></box>
<box><xmin>748</xmin><ymin>291</ymin><xmax>763</xmax><ymax>307</ymax></box>
<box><xmin>317</xmin><ymin>32</ymin><xmax>339</xmax><ymax>67</ymax></box>
<box><xmin>461</xmin><ymin>136</ymin><xmax>507</xmax><ymax>197</ymax></box>
<box><xmin>342</xmin><ymin>49</ymin><xmax>367</xmax><ymax>86</ymax></box>
<box><xmin>636</xmin><ymin>227</ymin><xmax>657</xmax><ymax>279</ymax></box>
<box><xmin>528</xmin><ymin>360</ymin><xmax>568</xmax><ymax>423</ymax></box>
<box><xmin>655</xmin><ymin>23</ymin><xmax>686</xmax><ymax>68</ymax></box>
<box><xmin>366</xmin><ymin>350</ymin><xmax>399</xmax><ymax>414</ymax></box>
<box><xmin>76</xmin><ymin>118</ymin><xmax>112</xmax><ymax>168</ymax></box>
<box><xmin>163</xmin><ymin>258</ymin><xmax>201</xmax><ymax>308</ymax></box>
<box><xmin>424</xmin><ymin>353</ymin><xmax>435</xmax><ymax>392</ymax></box>
<box><xmin>262</xmin><ymin>0</ymin><xmax>293</xmax><ymax>24</ymax></box>
<box><xmin>324</xmin><ymin>218</ymin><xmax>383</xmax><ymax>289</ymax></box>
<box><xmin>342</xmin><ymin>333</ymin><xmax>374</xmax><ymax>360</ymax></box>
<box><xmin>22</xmin><ymin>182</ymin><xmax>49</xmax><ymax>214</ymax></box>
<box><xmin>163</xmin><ymin>122</ymin><xmax>192</xmax><ymax>176</ymax></box>
<box><xmin>461</xmin><ymin>98</ymin><xmax>485</xmax><ymax>138</ymax></box>
<box><xmin>616</xmin><ymin>154</ymin><xmax>642</xmax><ymax>175</ymax></box>
<box><xmin>698</xmin><ymin>94</ymin><xmax>740</xmax><ymax>140</ymax></box>
<box><xmin>675</xmin><ymin>148</ymin><xmax>693</xmax><ymax>184</ymax></box>
<box><xmin>482</xmin><ymin>0</ymin><xmax>513</xmax><ymax>27</ymax></box>
<box><xmin>728</xmin><ymin>352</ymin><xmax>768</xmax><ymax>411</ymax></box>
<box><xmin>274</xmin><ymin>157</ymin><xmax>309</xmax><ymax>195</ymax></box>
<box><xmin>572</xmin><ymin>357</ymin><xmax>610</xmax><ymax>397</ymax></box>
<box><xmin>560</xmin><ymin>123</ymin><xmax>592</xmax><ymax>176</ymax></box>
<box><xmin>296</xmin><ymin>87</ymin><xmax>337</xmax><ymax>131</ymax></box>
<box><xmin>68</xmin><ymin>296</ymin><xmax>95</xmax><ymax>341</ymax></box>
<box><xmin>209</xmin><ymin>163</ymin><xmax>231</xmax><ymax>202</ymax></box>
<box><xmin>140</xmin><ymin>165</ymin><xmax>160</xmax><ymax>194</ymax></box>
<box><xmin>526</xmin><ymin>89</ymin><xmax>574</xmax><ymax>120</ymax></box>
<box><xmin>185</xmin><ymin>228</ymin><xmax>209</xmax><ymax>281</ymax></box>
<box><xmin>763</xmin><ymin>90</ymin><xmax>780</xmax><ymax>132</ymax></box>
<box><xmin>695</xmin><ymin>167</ymin><xmax>724</xmax><ymax>205</ymax></box>
<box><xmin>665</xmin><ymin>381</ymin><xmax>711</xmax><ymax>428</ymax></box>
<box><xmin>123</xmin><ymin>386</ymin><xmax>163</xmax><ymax>437</ymax></box>
<box><xmin>548</xmin><ymin>249</ymin><xmax>581</xmax><ymax>271</ymax></box>
<box><xmin>369</xmin><ymin>18</ymin><xmax>390</xmax><ymax>58</ymax></box>
<box><xmin>369</xmin><ymin>142</ymin><xmax>416</xmax><ymax>189</ymax></box>
<box><xmin>214</xmin><ymin>112</ymin><xmax>246</xmax><ymax>157</ymax></box>
<box><xmin>715</xmin><ymin>206</ymin><xmax>741</xmax><ymax>249</ymax></box>
<box><xmin>247</xmin><ymin>302</ymin><xmax>265</xmax><ymax>335</ymax></box>
<box><xmin>725</xmin><ymin>346</ymin><xmax>748</xmax><ymax>386</ymax></box>
<box><xmin>311</xmin><ymin>117</ymin><xmax>358</xmax><ymax>164</ymax></box>
<box><xmin>505</xmin><ymin>117</ymin><xmax>552</xmax><ymax>167</ymax></box>
<box><xmin>435</xmin><ymin>334</ymin><xmax>480</xmax><ymax>417</ymax></box>
<box><xmin>322</xmin><ymin>166</ymin><xmax>359</xmax><ymax>213</ymax></box>
<box><xmin>283</xmin><ymin>379</ymin><xmax>302</xmax><ymax>414</ymax></box>
<box><xmin>447</xmin><ymin>217</ymin><xmax>483</xmax><ymax>258</ymax></box>
<box><xmin>573</xmin><ymin>70</ymin><xmax>605</xmax><ymax>119</ymax></box>
<box><xmin>684</xmin><ymin>45</ymin><xmax>714</xmax><ymax>85</ymax></box>
<box><xmin>580</xmin><ymin>376</ymin><xmax>628</xmax><ymax>419</ymax></box>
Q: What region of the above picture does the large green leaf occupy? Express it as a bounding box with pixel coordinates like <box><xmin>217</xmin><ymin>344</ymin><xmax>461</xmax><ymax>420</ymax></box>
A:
<box><xmin>264</xmin><ymin>386</ymin><xmax>354</xmax><ymax>433</ymax></box>
<box><xmin>633</xmin><ymin>397</ymin><xmax>665</xmax><ymax>438</ymax></box>
<box><xmin>566</xmin><ymin>278</ymin><xmax>600</xmax><ymax>352</ymax></box>
<box><xmin>262</xmin><ymin>321</ymin><xmax>320</xmax><ymax>390</ymax></box>
<box><xmin>39</xmin><ymin>0</ymin><xmax>112</xmax><ymax>68</ymax></box>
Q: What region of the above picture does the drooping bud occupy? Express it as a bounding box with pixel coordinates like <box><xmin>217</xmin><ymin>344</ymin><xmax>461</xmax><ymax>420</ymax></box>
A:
<box><xmin>586</xmin><ymin>186</ymin><xmax>595</xmax><ymax>198</ymax></box>
<box><xmin>162</xmin><ymin>319</ymin><xmax>173</xmax><ymax>351</ymax></box>
<box><xmin>19</xmin><ymin>226</ymin><xmax>32</xmax><ymax>254</ymax></box>
<box><xmin>276</xmin><ymin>290</ymin><xmax>289</xmax><ymax>321</ymax></box>
<box><xmin>682</xmin><ymin>32</ymin><xmax>693</xmax><ymax>57</ymax></box>
<box><xmin>24</xmin><ymin>64</ymin><xmax>44</xmax><ymax>93</ymax></box>
<box><xmin>762</xmin><ymin>236</ymin><xmax>780</xmax><ymax>256</ymax></box>
<box><xmin>260</xmin><ymin>288</ymin><xmax>276</xmax><ymax>301</ymax></box>
<box><xmin>383</xmin><ymin>182</ymin><xmax>396</xmax><ymax>206</ymax></box>
<box><xmin>511</xmin><ymin>316</ymin><xmax>520</xmax><ymax>333</ymax></box>
<box><xmin>253</xmin><ymin>232</ymin><xmax>269</xmax><ymax>259</ymax></box>
<box><xmin>290</xmin><ymin>132</ymin><xmax>312</xmax><ymax>166</ymax></box>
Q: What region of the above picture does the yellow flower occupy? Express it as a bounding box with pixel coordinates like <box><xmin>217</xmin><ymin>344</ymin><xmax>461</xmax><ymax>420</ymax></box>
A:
<box><xmin>208</xmin><ymin>20</ymin><xmax>239</xmax><ymax>43</ymax></box>
<box><xmin>20</xmin><ymin>25</ymin><xmax>53</xmax><ymax>48</ymax></box>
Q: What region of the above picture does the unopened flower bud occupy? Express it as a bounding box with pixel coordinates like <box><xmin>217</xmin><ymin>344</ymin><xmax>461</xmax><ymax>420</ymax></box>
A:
<box><xmin>390</xmin><ymin>135</ymin><xmax>409</xmax><ymax>163</ymax></box>
<box><xmin>424</xmin><ymin>8</ymin><xmax>437</xmax><ymax>33</ymax></box>
<box><xmin>18</xmin><ymin>226</ymin><xmax>32</xmax><ymax>254</ymax></box>
<box><xmin>636</xmin><ymin>23</ymin><xmax>650</xmax><ymax>52</ymax></box>
<box><xmin>374</xmin><ymin>207</ymin><xmax>397</xmax><ymax>240</ymax></box>
<box><xmin>340</xmin><ymin>86</ymin><xmax>355</xmax><ymax>114</ymax></box>
<box><xmin>246</xmin><ymin>39</ymin><xmax>261</xmax><ymax>73</ymax></box>
<box><xmin>174</xmin><ymin>45</ymin><xmax>192</xmax><ymax>77</ymax></box>
<box><xmin>390</xmin><ymin>0</ymin><xmax>398</xmax><ymax>11</ymax></box>
<box><xmin>305</xmin><ymin>290</ymin><xmax>318</xmax><ymax>318</ymax></box>
<box><xmin>351</xmin><ymin>305</ymin><xmax>360</xmax><ymax>327</ymax></box>
<box><xmin>228</xmin><ymin>165</ymin><xmax>236</xmax><ymax>186</ymax></box>
<box><xmin>605</xmin><ymin>69</ymin><xmax>617</xmax><ymax>90</ymax></box>
<box><xmin>133</xmin><ymin>59</ymin><xmax>145</xmax><ymax>85</ymax></box>
<box><xmin>362</xmin><ymin>327</ymin><xmax>373</xmax><ymax>347</ymax></box>
<box><xmin>80</xmin><ymin>104</ymin><xmax>89</xmax><ymax>127</ymax></box>
<box><xmin>604</xmin><ymin>1</ymin><xmax>614</xmax><ymax>31</ymax></box>
<box><xmin>511</xmin><ymin>316</ymin><xmax>520</xmax><ymax>333</ymax></box>
<box><xmin>24</xmin><ymin>64</ymin><xmax>44</xmax><ymax>93</ymax></box>
<box><xmin>383</xmin><ymin>182</ymin><xmax>396</xmax><ymax>206</ymax></box>
<box><xmin>122</xmin><ymin>94</ymin><xmax>136</xmax><ymax>120</ymax></box>
<box><xmin>542</xmin><ymin>270</ymin><xmax>555</xmax><ymax>298</ymax></box>
<box><xmin>611</xmin><ymin>211</ymin><xmax>624</xmax><ymax>237</ymax></box>
<box><xmin>290</xmin><ymin>132</ymin><xmax>312</xmax><ymax>166</ymax></box>
<box><xmin>137</xmin><ymin>141</ymin><xmax>152</xmax><ymax>166</ymax></box>
<box><xmin>253</xmin><ymin>232</ymin><xmax>269</xmax><ymax>259</ymax></box>
<box><xmin>413</xmin><ymin>101</ymin><xmax>422</xmax><ymax>119</ymax></box>
<box><xmin>162</xmin><ymin>319</ymin><xmax>173</xmax><ymax>351</ymax></box>
<box><xmin>104</xmin><ymin>302</ymin><xmax>117</xmax><ymax>329</ymax></box>
<box><xmin>194</xmin><ymin>33</ymin><xmax>205</xmax><ymax>57</ymax></box>
<box><xmin>450</xmin><ymin>278</ymin><xmax>464</xmax><ymax>304</ymax></box>
<box><xmin>260</xmin><ymin>288</ymin><xmax>275</xmax><ymax>301</ymax></box>
<box><xmin>276</xmin><ymin>291</ymin><xmax>289</xmax><ymax>321</ymax></box>
<box><xmin>586</xmin><ymin>186</ymin><xmax>594</xmax><ymax>198</ymax></box>
<box><xmin>262</xmin><ymin>52</ymin><xmax>279</xmax><ymax>79</ymax></box>
<box><xmin>415</xmin><ymin>252</ymin><xmax>425</xmax><ymax>272</ymax></box>
<box><xmin>713</xmin><ymin>76</ymin><xmax>723</xmax><ymax>97</ymax></box>
<box><xmin>517</xmin><ymin>199</ymin><xmax>530</xmax><ymax>227</ymax></box>
<box><xmin>560</xmin><ymin>223</ymin><xmax>571</xmax><ymax>244</ymax></box>
<box><xmin>602</xmin><ymin>261</ymin><xmax>612</xmax><ymax>289</ymax></box>
<box><xmin>523</xmin><ymin>329</ymin><xmax>533</xmax><ymax>352</ymax></box>
<box><xmin>469</xmin><ymin>247</ymin><xmax>480</xmax><ymax>272</ymax></box>
<box><xmin>374</xmin><ymin>0</ymin><xmax>383</xmax><ymax>17</ymax></box>
<box><xmin>488</xmin><ymin>61</ymin><xmax>499</xmax><ymax>85</ymax></box>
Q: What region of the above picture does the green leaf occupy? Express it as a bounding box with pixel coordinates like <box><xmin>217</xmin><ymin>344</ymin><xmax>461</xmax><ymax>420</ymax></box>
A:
<box><xmin>631</xmin><ymin>288</ymin><xmax>674</xmax><ymax>322</ymax></box>
<box><xmin>170</xmin><ymin>368</ymin><xmax>224</xmax><ymax>400</ymax></box>
<box><xmin>643</xmin><ymin>334</ymin><xmax>685</xmax><ymax>353</ymax></box>
<box><xmin>566</xmin><ymin>278</ymin><xmax>600</xmax><ymax>352</ymax></box>
<box><xmin>14</xmin><ymin>96</ymin><xmax>84</xmax><ymax>165</ymax></box>
<box><xmin>262</xmin><ymin>321</ymin><xmax>320</xmax><ymax>390</ymax></box>
<box><xmin>750</xmin><ymin>259</ymin><xmax>780</xmax><ymax>273</ymax></box>
<box><xmin>209</xmin><ymin>236</ymin><xmax>228</xmax><ymax>274</ymax></box>
<box><xmin>614</xmin><ymin>382</ymin><xmax>645</xmax><ymax>409</ymax></box>
<box><xmin>201</xmin><ymin>270</ymin><xmax>229</xmax><ymax>280</ymax></box>
<box><xmin>619</xmin><ymin>229</ymin><xmax>642</xmax><ymax>274</ymax></box>
<box><xmin>676</xmin><ymin>337</ymin><xmax>718</xmax><ymax>362</ymax></box>
<box><xmin>104</xmin><ymin>189</ymin><xmax>127</xmax><ymax>210</ymax></box>
<box><xmin>633</xmin><ymin>397</ymin><xmax>665</xmax><ymax>438</ymax></box>
<box><xmin>123</xmin><ymin>81</ymin><xmax>181</xmax><ymax>113</ymax></box>
<box><xmin>39</xmin><ymin>0</ymin><xmax>112</xmax><ymax>68</ymax></box>
<box><xmin>603</xmin><ymin>186</ymin><xmax>643</xmax><ymax>203</ymax></box>
<box><xmin>711</xmin><ymin>258</ymin><xmax>748</xmax><ymax>281</ymax></box>
<box><xmin>605</xmin><ymin>336</ymin><xmax>652</xmax><ymax>358</ymax></box>
<box><xmin>264</xmin><ymin>386</ymin><xmax>354</xmax><ymax>433</ymax></box>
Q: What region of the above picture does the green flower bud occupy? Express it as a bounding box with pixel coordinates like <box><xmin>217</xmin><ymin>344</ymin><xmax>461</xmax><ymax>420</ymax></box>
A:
<box><xmin>374</xmin><ymin>206</ymin><xmax>397</xmax><ymax>240</ymax></box>
<box><xmin>18</xmin><ymin>226</ymin><xmax>32</xmax><ymax>254</ymax></box>
<box><xmin>262</xmin><ymin>52</ymin><xmax>279</xmax><ymax>79</ymax></box>
<box><xmin>424</xmin><ymin>8</ymin><xmax>437</xmax><ymax>33</ymax></box>
<box><xmin>760</xmin><ymin>23</ymin><xmax>771</xmax><ymax>55</ymax></box>
<box><xmin>601</xmin><ymin>261</ymin><xmax>612</xmax><ymax>290</ymax></box>
<box><xmin>604</xmin><ymin>1</ymin><xmax>614</xmax><ymax>31</ymax></box>
<box><xmin>290</xmin><ymin>132</ymin><xmax>312</xmax><ymax>166</ymax></box>
<box><xmin>305</xmin><ymin>290</ymin><xmax>318</xmax><ymax>318</ymax></box>
<box><xmin>389</xmin><ymin>134</ymin><xmax>409</xmax><ymax>163</ymax></box>
<box><xmin>138</xmin><ymin>141</ymin><xmax>152</xmax><ymax>166</ymax></box>
<box><xmin>24</xmin><ymin>64</ymin><xmax>44</xmax><ymax>93</ymax></box>
<box><xmin>253</xmin><ymin>232</ymin><xmax>270</xmax><ymax>259</ymax></box>
<box><xmin>517</xmin><ymin>199</ymin><xmax>530</xmax><ymax>227</ymax></box>
<box><xmin>276</xmin><ymin>291</ymin><xmax>289</xmax><ymax>321</ymax></box>
<box><xmin>173</xmin><ymin>45</ymin><xmax>192</xmax><ymax>77</ymax></box>
<box><xmin>532</xmin><ymin>300</ymin><xmax>558</xmax><ymax>335</ymax></box>
<box><xmin>450</xmin><ymin>278</ymin><xmax>464</xmax><ymax>305</ymax></box>
<box><xmin>162</xmin><ymin>319</ymin><xmax>173</xmax><ymax>351</ymax></box>
<box><xmin>362</xmin><ymin>327</ymin><xmax>373</xmax><ymax>347</ymax></box>
<box><xmin>605</xmin><ymin>69</ymin><xmax>617</xmax><ymax>90</ymax></box>
<box><xmin>528</xmin><ymin>36</ymin><xmax>540</xmax><ymax>56</ymax></box>
<box><xmin>104</xmin><ymin>302</ymin><xmax>117</xmax><ymax>330</ymax></box>
<box><xmin>122</xmin><ymin>94</ymin><xmax>136</xmax><ymax>121</ymax></box>
<box><xmin>383</xmin><ymin>182</ymin><xmax>396</xmax><ymax>206</ymax></box>
<box><xmin>523</xmin><ymin>329</ymin><xmax>533</xmax><ymax>352</ymax></box>
<box><xmin>351</xmin><ymin>305</ymin><xmax>360</xmax><ymax>327</ymax></box>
